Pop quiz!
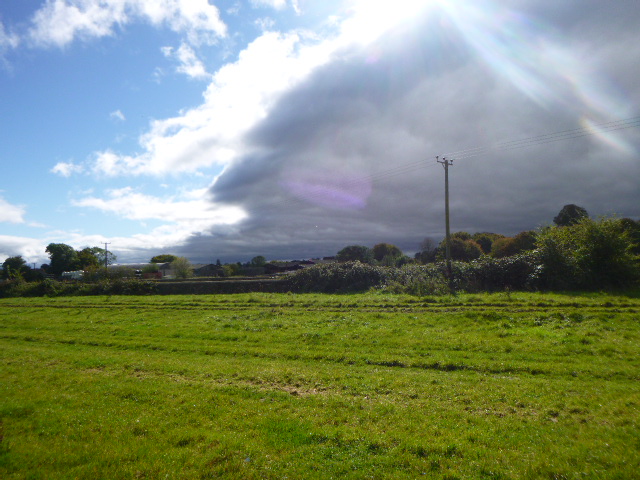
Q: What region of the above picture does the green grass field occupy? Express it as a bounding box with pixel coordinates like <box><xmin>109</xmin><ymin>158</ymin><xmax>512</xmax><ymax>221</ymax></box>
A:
<box><xmin>1</xmin><ymin>292</ymin><xmax>639</xmax><ymax>479</ymax></box>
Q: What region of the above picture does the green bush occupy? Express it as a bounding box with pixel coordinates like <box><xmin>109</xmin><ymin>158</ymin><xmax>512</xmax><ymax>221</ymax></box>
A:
<box><xmin>536</xmin><ymin>217</ymin><xmax>640</xmax><ymax>290</ymax></box>
<box><xmin>286</xmin><ymin>262</ymin><xmax>388</xmax><ymax>293</ymax></box>
<box><xmin>451</xmin><ymin>252</ymin><xmax>541</xmax><ymax>292</ymax></box>
<box><xmin>381</xmin><ymin>265</ymin><xmax>449</xmax><ymax>295</ymax></box>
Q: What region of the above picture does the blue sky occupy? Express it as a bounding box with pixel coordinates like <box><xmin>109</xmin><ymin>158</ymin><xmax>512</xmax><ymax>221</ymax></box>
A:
<box><xmin>1</xmin><ymin>0</ymin><xmax>639</xmax><ymax>265</ymax></box>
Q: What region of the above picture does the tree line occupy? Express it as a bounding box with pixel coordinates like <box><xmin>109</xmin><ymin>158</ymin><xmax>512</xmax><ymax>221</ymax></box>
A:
<box><xmin>332</xmin><ymin>205</ymin><xmax>640</xmax><ymax>291</ymax></box>
<box><xmin>2</xmin><ymin>244</ymin><xmax>117</xmax><ymax>281</ymax></box>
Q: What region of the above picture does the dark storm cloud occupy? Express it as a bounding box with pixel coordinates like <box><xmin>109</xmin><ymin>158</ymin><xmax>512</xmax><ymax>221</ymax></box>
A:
<box><xmin>182</xmin><ymin>0</ymin><xmax>640</xmax><ymax>262</ymax></box>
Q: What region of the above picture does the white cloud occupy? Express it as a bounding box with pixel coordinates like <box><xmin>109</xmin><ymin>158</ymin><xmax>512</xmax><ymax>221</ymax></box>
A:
<box><xmin>72</xmin><ymin>186</ymin><xmax>245</xmax><ymax>228</ymax></box>
<box><xmin>250</xmin><ymin>0</ymin><xmax>300</xmax><ymax>14</ymax></box>
<box><xmin>110</xmin><ymin>109</ymin><xmax>126</xmax><ymax>121</ymax></box>
<box><xmin>67</xmin><ymin>186</ymin><xmax>246</xmax><ymax>258</ymax></box>
<box><xmin>72</xmin><ymin>2</ymin><xmax>440</xmax><ymax>179</ymax></box>
<box><xmin>251</xmin><ymin>0</ymin><xmax>288</xmax><ymax>9</ymax></box>
<box><xmin>0</xmin><ymin>236</ymin><xmax>46</xmax><ymax>264</ymax></box>
<box><xmin>0</xmin><ymin>196</ymin><xmax>26</xmax><ymax>223</ymax></box>
<box><xmin>255</xmin><ymin>17</ymin><xmax>276</xmax><ymax>32</ymax></box>
<box><xmin>51</xmin><ymin>161</ymin><xmax>85</xmax><ymax>177</ymax></box>
<box><xmin>28</xmin><ymin>0</ymin><xmax>226</xmax><ymax>48</ymax></box>
<box><xmin>162</xmin><ymin>42</ymin><xmax>210</xmax><ymax>79</ymax></box>
<box><xmin>82</xmin><ymin>29</ymin><xmax>334</xmax><ymax>176</ymax></box>
<box><xmin>0</xmin><ymin>21</ymin><xmax>20</xmax><ymax>50</ymax></box>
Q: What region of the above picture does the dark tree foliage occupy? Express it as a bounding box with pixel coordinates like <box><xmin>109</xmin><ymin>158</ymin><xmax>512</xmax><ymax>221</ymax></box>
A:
<box><xmin>250</xmin><ymin>255</ymin><xmax>266</xmax><ymax>267</ymax></box>
<box><xmin>372</xmin><ymin>243</ymin><xmax>403</xmax><ymax>262</ymax></box>
<box><xmin>45</xmin><ymin>243</ymin><xmax>80</xmax><ymax>276</ymax></box>
<box><xmin>472</xmin><ymin>232</ymin><xmax>505</xmax><ymax>254</ymax></box>
<box><xmin>553</xmin><ymin>204</ymin><xmax>589</xmax><ymax>226</ymax></box>
<box><xmin>2</xmin><ymin>256</ymin><xmax>28</xmax><ymax>279</ymax></box>
<box><xmin>437</xmin><ymin>237</ymin><xmax>483</xmax><ymax>262</ymax></box>
<box><xmin>491</xmin><ymin>231</ymin><xmax>537</xmax><ymax>258</ymax></box>
<box><xmin>336</xmin><ymin>245</ymin><xmax>373</xmax><ymax>263</ymax></box>
<box><xmin>536</xmin><ymin>217</ymin><xmax>640</xmax><ymax>290</ymax></box>
<box><xmin>450</xmin><ymin>231</ymin><xmax>472</xmax><ymax>241</ymax></box>
<box><xmin>619</xmin><ymin>218</ymin><xmax>640</xmax><ymax>255</ymax></box>
<box><xmin>77</xmin><ymin>247</ymin><xmax>101</xmax><ymax>269</ymax></box>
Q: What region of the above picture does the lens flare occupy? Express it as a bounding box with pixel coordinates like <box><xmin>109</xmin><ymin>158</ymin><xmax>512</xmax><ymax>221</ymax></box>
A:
<box><xmin>438</xmin><ymin>0</ymin><xmax>635</xmax><ymax>154</ymax></box>
<box><xmin>281</xmin><ymin>170</ymin><xmax>372</xmax><ymax>210</ymax></box>
<box><xmin>580</xmin><ymin>117</ymin><xmax>636</xmax><ymax>156</ymax></box>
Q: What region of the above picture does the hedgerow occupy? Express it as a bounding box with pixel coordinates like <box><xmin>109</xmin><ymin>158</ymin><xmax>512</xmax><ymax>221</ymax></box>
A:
<box><xmin>285</xmin><ymin>261</ymin><xmax>388</xmax><ymax>293</ymax></box>
<box><xmin>0</xmin><ymin>278</ymin><xmax>158</xmax><ymax>298</ymax></box>
<box><xmin>285</xmin><ymin>254</ymin><xmax>541</xmax><ymax>294</ymax></box>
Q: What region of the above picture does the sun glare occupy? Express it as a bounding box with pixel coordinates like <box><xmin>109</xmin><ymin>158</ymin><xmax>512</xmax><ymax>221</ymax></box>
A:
<box><xmin>342</xmin><ymin>0</ymin><xmax>437</xmax><ymax>45</ymax></box>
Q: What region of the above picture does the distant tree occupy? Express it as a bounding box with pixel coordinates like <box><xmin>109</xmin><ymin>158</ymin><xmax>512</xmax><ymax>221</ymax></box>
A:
<box><xmin>250</xmin><ymin>255</ymin><xmax>267</xmax><ymax>267</ymax></box>
<box><xmin>46</xmin><ymin>243</ymin><xmax>80</xmax><ymax>276</ymax></box>
<box><xmin>96</xmin><ymin>248</ymin><xmax>116</xmax><ymax>267</ymax></box>
<box><xmin>472</xmin><ymin>232</ymin><xmax>505</xmax><ymax>254</ymax></box>
<box><xmin>491</xmin><ymin>231</ymin><xmax>537</xmax><ymax>258</ymax></box>
<box><xmin>151</xmin><ymin>254</ymin><xmax>178</xmax><ymax>264</ymax></box>
<box><xmin>216</xmin><ymin>259</ymin><xmax>222</xmax><ymax>267</ymax></box>
<box><xmin>222</xmin><ymin>263</ymin><xmax>241</xmax><ymax>277</ymax></box>
<box><xmin>553</xmin><ymin>204</ymin><xmax>588</xmax><ymax>227</ymax></box>
<box><xmin>171</xmin><ymin>257</ymin><xmax>193</xmax><ymax>279</ymax></box>
<box><xmin>2</xmin><ymin>256</ymin><xmax>27</xmax><ymax>279</ymax></box>
<box><xmin>438</xmin><ymin>237</ymin><xmax>483</xmax><ymax>262</ymax></box>
<box><xmin>372</xmin><ymin>243</ymin><xmax>403</xmax><ymax>262</ymax></box>
<box><xmin>415</xmin><ymin>237</ymin><xmax>438</xmax><ymax>264</ymax></box>
<box><xmin>337</xmin><ymin>245</ymin><xmax>373</xmax><ymax>263</ymax></box>
<box><xmin>77</xmin><ymin>247</ymin><xmax>101</xmax><ymax>269</ymax></box>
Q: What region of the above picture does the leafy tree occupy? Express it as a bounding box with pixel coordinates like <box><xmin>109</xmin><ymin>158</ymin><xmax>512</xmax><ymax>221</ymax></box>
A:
<box><xmin>536</xmin><ymin>216</ymin><xmax>640</xmax><ymax>290</ymax></box>
<box><xmin>171</xmin><ymin>257</ymin><xmax>193</xmax><ymax>279</ymax></box>
<box><xmin>222</xmin><ymin>263</ymin><xmax>241</xmax><ymax>277</ymax></box>
<box><xmin>619</xmin><ymin>218</ymin><xmax>640</xmax><ymax>255</ymax></box>
<box><xmin>2</xmin><ymin>256</ymin><xmax>27</xmax><ymax>279</ymax></box>
<box><xmin>491</xmin><ymin>231</ymin><xmax>537</xmax><ymax>258</ymax></box>
<box><xmin>450</xmin><ymin>231</ymin><xmax>472</xmax><ymax>241</ymax></box>
<box><xmin>438</xmin><ymin>237</ymin><xmax>483</xmax><ymax>262</ymax></box>
<box><xmin>45</xmin><ymin>243</ymin><xmax>80</xmax><ymax>276</ymax></box>
<box><xmin>553</xmin><ymin>204</ymin><xmax>588</xmax><ymax>227</ymax></box>
<box><xmin>77</xmin><ymin>247</ymin><xmax>101</xmax><ymax>269</ymax></box>
<box><xmin>96</xmin><ymin>248</ymin><xmax>116</xmax><ymax>267</ymax></box>
<box><xmin>250</xmin><ymin>255</ymin><xmax>266</xmax><ymax>267</ymax></box>
<box><xmin>372</xmin><ymin>243</ymin><xmax>403</xmax><ymax>262</ymax></box>
<box><xmin>150</xmin><ymin>254</ymin><xmax>178</xmax><ymax>264</ymax></box>
<box><xmin>472</xmin><ymin>232</ymin><xmax>505</xmax><ymax>254</ymax></box>
<box><xmin>337</xmin><ymin>245</ymin><xmax>373</xmax><ymax>263</ymax></box>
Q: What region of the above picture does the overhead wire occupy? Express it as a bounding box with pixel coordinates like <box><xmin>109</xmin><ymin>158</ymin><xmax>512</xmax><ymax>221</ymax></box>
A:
<box><xmin>240</xmin><ymin>115</ymin><xmax>640</xmax><ymax>215</ymax></box>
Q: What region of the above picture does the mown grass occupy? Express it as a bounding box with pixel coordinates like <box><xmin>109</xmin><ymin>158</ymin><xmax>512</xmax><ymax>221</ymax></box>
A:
<box><xmin>1</xmin><ymin>292</ymin><xmax>639</xmax><ymax>479</ymax></box>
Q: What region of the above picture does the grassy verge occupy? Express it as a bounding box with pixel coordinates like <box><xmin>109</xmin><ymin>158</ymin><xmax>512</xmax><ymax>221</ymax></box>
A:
<box><xmin>1</xmin><ymin>292</ymin><xmax>639</xmax><ymax>479</ymax></box>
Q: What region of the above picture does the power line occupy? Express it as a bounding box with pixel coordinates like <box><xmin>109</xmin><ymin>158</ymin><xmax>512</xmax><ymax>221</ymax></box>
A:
<box><xmin>444</xmin><ymin>116</ymin><xmax>640</xmax><ymax>160</ymax></box>
<box><xmin>238</xmin><ymin>115</ymin><xmax>640</xmax><ymax>216</ymax></box>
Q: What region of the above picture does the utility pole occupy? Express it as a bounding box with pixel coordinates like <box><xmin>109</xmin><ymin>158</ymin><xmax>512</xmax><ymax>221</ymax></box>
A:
<box><xmin>103</xmin><ymin>242</ymin><xmax>111</xmax><ymax>269</ymax></box>
<box><xmin>436</xmin><ymin>156</ymin><xmax>454</xmax><ymax>291</ymax></box>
